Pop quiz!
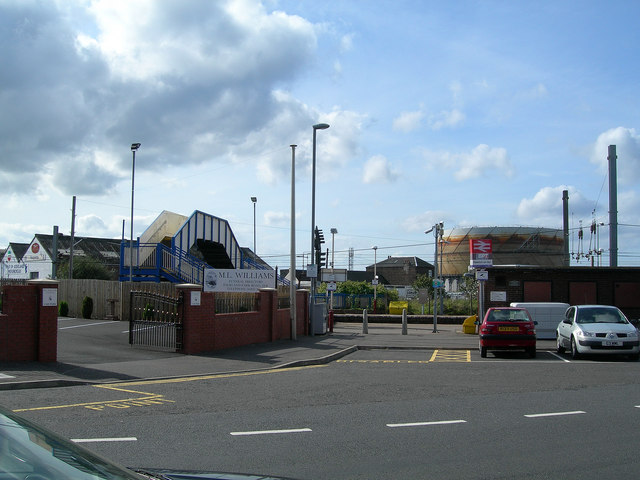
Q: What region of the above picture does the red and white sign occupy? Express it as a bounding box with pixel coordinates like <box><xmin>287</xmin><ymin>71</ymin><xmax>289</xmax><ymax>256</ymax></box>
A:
<box><xmin>469</xmin><ymin>239</ymin><xmax>493</xmax><ymax>267</ymax></box>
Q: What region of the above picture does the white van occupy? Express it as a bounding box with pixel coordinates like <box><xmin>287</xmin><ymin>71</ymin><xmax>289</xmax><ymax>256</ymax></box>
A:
<box><xmin>509</xmin><ymin>302</ymin><xmax>570</xmax><ymax>339</ymax></box>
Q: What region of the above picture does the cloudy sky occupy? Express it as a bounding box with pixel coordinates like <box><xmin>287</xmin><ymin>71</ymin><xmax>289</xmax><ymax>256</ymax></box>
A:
<box><xmin>2</xmin><ymin>0</ymin><xmax>640</xmax><ymax>270</ymax></box>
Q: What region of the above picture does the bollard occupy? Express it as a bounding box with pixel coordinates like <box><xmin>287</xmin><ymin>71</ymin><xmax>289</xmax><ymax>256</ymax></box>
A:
<box><xmin>329</xmin><ymin>310</ymin><xmax>334</xmax><ymax>333</ymax></box>
<box><xmin>402</xmin><ymin>309</ymin><xmax>408</xmax><ymax>335</ymax></box>
<box><xmin>363</xmin><ymin>309</ymin><xmax>368</xmax><ymax>334</ymax></box>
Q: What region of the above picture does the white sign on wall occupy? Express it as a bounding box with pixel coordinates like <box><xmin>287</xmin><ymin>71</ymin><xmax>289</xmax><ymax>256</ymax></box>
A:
<box><xmin>490</xmin><ymin>291</ymin><xmax>507</xmax><ymax>302</ymax></box>
<box><xmin>203</xmin><ymin>268</ymin><xmax>275</xmax><ymax>293</ymax></box>
<box><xmin>42</xmin><ymin>288</ymin><xmax>57</xmax><ymax>307</ymax></box>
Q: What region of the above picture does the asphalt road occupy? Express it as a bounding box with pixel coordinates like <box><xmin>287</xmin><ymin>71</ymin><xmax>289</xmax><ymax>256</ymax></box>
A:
<box><xmin>2</xmin><ymin>349</ymin><xmax>640</xmax><ymax>479</ymax></box>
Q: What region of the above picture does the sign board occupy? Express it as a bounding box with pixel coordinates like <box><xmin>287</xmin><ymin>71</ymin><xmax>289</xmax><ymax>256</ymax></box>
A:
<box><xmin>433</xmin><ymin>279</ymin><xmax>444</xmax><ymax>288</ymax></box>
<box><xmin>490</xmin><ymin>291</ymin><xmax>507</xmax><ymax>302</ymax></box>
<box><xmin>320</xmin><ymin>268</ymin><xmax>347</xmax><ymax>282</ymax></box>
<box><xmin>469</xmin><ymin>239</ymin><xmax>493</xmax><ymax>268</ymax></box>
<box><xmin>190</xmin><ymin>291</ymin><xmax>201</xmax><ymax>306</ymax></box>
<box><xmin>42</xmin><ymin>288</ymin><xmax>57</xmax><ymax>307</ymax></box>
<box><xmin>203</xmin><ymin>268</ymin><xmax>275</xmax><ymax>293</ymax></box>
<box><xmin>307</xmin><ymin>264</ymin><xmax>318</xmax><ymax>278</ymax></box>
<box><xmin>327</xmin><ymin>281</ymin><xmax>337</xmax><ymax>291</ymax></box>
<box><xmin>475</xmin><ymin>269</ymin><xmax>488</xmax><ymax>281</ymax></box>
<box><xmin>418</xmin><ymin>288</ymin><xmax>430</xmax><ymax>303</ymax></box>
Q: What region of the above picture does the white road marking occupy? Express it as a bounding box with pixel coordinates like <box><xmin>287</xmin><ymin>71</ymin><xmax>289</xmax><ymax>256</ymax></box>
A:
<box><xmin>548</xmin><ymin>351</ymin><xmax>571</xmax><ymax>362</ymax></box>
<box><xmin>524</xmin><ymin>411</ymin><xmax>586</xmax><ymax>418</ymax></box>
<box><xmin>72</xmin><ymin>437</ymin><xmax>137</xmax><ymax>443</ymax></box>
<box><xmin>59</xmin><ymin>321</ymin><xmax>116</xmax><ymax>330</ymax></box>
<box><xmin>387</xmin><ymin>420</ymin><xmax>467</xmax><ymax>428</ymax></box>
<box><xmin>0</xmin><ymin>373</ymin><xmax>16</xmax><ymax>379</ymax></box>
<box><xmin>230</xmin><ymin>428</ymin><xmax>312</xmax><ymax>436</ymax></box>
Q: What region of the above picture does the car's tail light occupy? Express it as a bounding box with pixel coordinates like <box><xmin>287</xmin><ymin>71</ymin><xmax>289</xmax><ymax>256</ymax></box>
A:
<box><xmin>480</xmin><ymin>324</ymin><xmax>494</xmax><ymax>334</ymax></box>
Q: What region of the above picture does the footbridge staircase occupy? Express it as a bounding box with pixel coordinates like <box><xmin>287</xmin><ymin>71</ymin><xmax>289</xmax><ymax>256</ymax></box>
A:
<box><xmin>120</xmin><ymin>210</ymin><xmax>274</xmax><ymax>284</ymax></box>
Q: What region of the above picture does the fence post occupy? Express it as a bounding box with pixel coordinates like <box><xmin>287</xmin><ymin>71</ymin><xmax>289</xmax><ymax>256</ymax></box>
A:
<box><xmin>402</xmin><ymin>309</ymin><xmax>408</xmax><ymax>335</ymax></box>
<box><xmin>362</xmin><ymin>309</ymin><xmax>368</xmax><ymax>334</ymax></box>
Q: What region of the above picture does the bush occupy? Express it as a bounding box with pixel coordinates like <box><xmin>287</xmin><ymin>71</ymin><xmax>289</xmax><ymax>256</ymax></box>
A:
<box><xmin>59</xmin><ymin>301</ymin><xmax>69</xmax><ymax>317</ymax></box>
<box><xmin>81</xmin><ymin>296</ymin><xmax>93</xmax><ymax>319</ymax></box>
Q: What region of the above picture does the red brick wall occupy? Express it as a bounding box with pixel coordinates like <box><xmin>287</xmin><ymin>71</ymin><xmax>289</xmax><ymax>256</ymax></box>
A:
<box><xmin>179</xmin><ymin>287</ymin><xmax>310</xmax><ymax>354</ymax></box>
<box><xmin>0</xmin><ymin>282</ymin><xmax>58</xmax><ymax>362</ymax></box>
<box><xmin>483</xmin><ymin>266</ymin><xmax>640</xmax><ymax>319</ymax></box>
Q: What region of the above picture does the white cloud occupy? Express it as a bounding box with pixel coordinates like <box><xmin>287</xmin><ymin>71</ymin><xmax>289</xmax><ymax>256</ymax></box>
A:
<box><xmin>393</xmin><ymin>110</ymin><xmax>423</xmax><ymax>132</ymax></box>
<box><xmin>516</xmin><ymin>186</ymin><xmax>591</xmax><ymax>226</ymax></box>
<box><xmin>590</xmin><ymin>127</ymin><xmax>640</xmax><ymax>185</ymax></box>
<box><xmin>340</xmin><ymin>33</ymin><xmax>354</xmax><ymax>52</ymax></box>
<box><xmin>401</xmin><ymin>211</ymin><xmax>450</xmax><ymax>233</ymax></box>
<box><xmin>428</xmin><ymin>108</ymin><xmax>465</xmax><ymax>130</ymax></box>
<box><xmin>0</xmin><ymin>0</ymin><xmax>321</xmax><ymax>196</ymax></box>
<box><xmin>423</xmin><ymin>144</ymin><xmax>514</xmax><ymax>181</ymax></box>
<box><xmin>362</xmin><ymin>155</ymin><xmax>399</xmax><ymax>184</ymax></box>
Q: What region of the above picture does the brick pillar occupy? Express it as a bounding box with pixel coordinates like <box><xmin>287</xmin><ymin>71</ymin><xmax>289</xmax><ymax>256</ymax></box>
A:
<box><xmin>297</xmin><ymin>289</ymin><xmax>310</xmax><ymax>336</ymax></box>
<box><xmin>29</xmin><ymin>280</ymin><xmax>59</xmax><ymax>362</ymax></box>
<box><xmin>259</xmin><ymin>288</ymin><xmax>278</xmax><ymax>341</ymax></box>
<box><xmin>176</xmin><ymin>284</ymin><xmax>214</xmax><ymax>354</ymax></box>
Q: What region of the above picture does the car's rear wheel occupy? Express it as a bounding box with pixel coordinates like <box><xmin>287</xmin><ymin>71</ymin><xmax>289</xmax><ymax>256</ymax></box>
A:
<box><xmin>556</xmin><ymin>334</ymin><xmax>565</xmax><ymax>354</ymax></box>
<box><xmin>571</xmin><ymin>336</ymin><xmax>580</xmax><ymax>359</ymax></box>
<box><xmin>528</xmin><ymin>347</ymin><xmax>536</xmax><ymax>358</ymax></box>
<box><xmin>629</xmin><ymin>353</ymin><xmax>640</xmax><ymax>361</ymax></box>
<box><xmin>480</xmin><ymin>344</ymin><xmax>487</xmax><ymax>358</ymax></box>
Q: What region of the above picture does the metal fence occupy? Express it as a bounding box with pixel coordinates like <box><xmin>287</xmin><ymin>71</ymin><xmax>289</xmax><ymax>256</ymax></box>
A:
<box><xmin>129</xmin><ymin>290</ymin><xmax>183</xmax><ymax>351</ymax></box>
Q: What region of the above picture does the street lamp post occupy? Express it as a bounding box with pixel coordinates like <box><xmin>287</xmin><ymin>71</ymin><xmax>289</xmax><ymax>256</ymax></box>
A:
<box><xmin>251</xmin><ymin>196</ymin><xmax>257</xmax><ymax>255</ymax></box>
<box><xmin>129</xmin><ymin>143</ymin><xmax>141</xmax><ymax>282</ymax></box>
<box><xmin>372</xmin><ymin>246</ymin><xmax>378</xmax><ymax>313</ymax></box>
<box><xmin>289</xmin><ymin>146</ymin><xmax>297</xmax><ymax>340</ymax></box>
<box><xmin>310</xmin><ymin>123</ymin><xmax>329</xmax><ymax>331</ymax></box>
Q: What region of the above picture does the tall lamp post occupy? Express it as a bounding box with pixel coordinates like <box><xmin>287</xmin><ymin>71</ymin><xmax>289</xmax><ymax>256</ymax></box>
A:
<box><xmin>289</xmin><ymin>146</ymin><xmax>297</xmax><ymax>340</ymax></box>
<box><xmin>372</xmin><ymin>246</ymin><xmax>378</xmax><ymax>313</ymax></box>
<box><xmin>251</xmin><ymin>196</ymin><xmax>257</xmax><ymax>255</ymax></box>
<box><xmin>129</xmin><ymin>143</ymin><xmax>141</xmax><ymax>282</ymax></box>
<box><xmin>310</xmin><ymin>123</ymin><xmax>329</xmax><ymax>329</ymax></box>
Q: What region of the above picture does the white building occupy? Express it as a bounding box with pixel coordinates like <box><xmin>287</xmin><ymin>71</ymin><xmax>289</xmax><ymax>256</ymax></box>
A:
<box><xmin>0</xmin><ymin>243</ymin><xmax>30</xmax><ymax>280</ymax></box>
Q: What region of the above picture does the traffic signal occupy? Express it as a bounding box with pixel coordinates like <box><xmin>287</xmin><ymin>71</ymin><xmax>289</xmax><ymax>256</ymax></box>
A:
<box><xmin>317</xmin><ymin>250</ymin><xmax>327</xmax><ymax>268</ymax></box>
<box><xmin>314</xmin><ymin>227</ymin><xmax>325</xmax><ymax>251</ymax></box>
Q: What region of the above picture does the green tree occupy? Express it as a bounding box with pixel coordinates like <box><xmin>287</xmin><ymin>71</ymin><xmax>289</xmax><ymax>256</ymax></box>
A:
<box><xmin>412</xmin><ymin>273</ymin><xmax>434</xmax><ymax>311</ymax></box>
<box><xmin>459</xmin><ymin>275</ymin><xmax>479</xmax><ymax>315</ymax></box>
<box><xmin>57</xmin><ymin>256</ymin><xmax>114</xmax><ymax>280</ymax></box>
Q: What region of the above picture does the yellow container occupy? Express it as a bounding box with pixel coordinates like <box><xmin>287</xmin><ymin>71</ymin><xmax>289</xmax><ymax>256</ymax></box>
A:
<box><xmin>389</xmin><ymin>301</ymin><xmax>409</xmax><ymax>315</ymax></box>
<box><xmin>462</xmin><ymin>315</ymin><xmax>478</xmax><ymax>334</ymax></box>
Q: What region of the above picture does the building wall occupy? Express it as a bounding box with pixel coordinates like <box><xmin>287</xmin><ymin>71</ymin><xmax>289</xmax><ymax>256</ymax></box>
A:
<box><xmin>482</xmin><ymin>266</ymin><xmax>640</xmax><ymax>320</ymax></box>
<box><xmin>1</xmin><ymin>246</ymin><xmax>29</xmax><ymax>280</ymax></box>
<box><xmin>22</xmin><ymin>241</ymin><xmax>53</xmax><ymax>280</ymax></box>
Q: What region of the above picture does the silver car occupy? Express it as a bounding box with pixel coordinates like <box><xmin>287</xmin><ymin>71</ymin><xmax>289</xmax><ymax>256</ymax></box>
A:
<box><xmin>556</xmin><ymin>305</ymin><xmax>640</xmax><ymax>360</ymax></box>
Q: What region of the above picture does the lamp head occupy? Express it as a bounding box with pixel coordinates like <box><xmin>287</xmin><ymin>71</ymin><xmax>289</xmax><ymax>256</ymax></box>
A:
<box><xmin>131</xmin><ymin>143</ymin><xmax>141</xmax><ymax>151</ymax></box>
<box><xmin>313</xmin><ymin>123</ymin><xmax>330</xmax><ymax>130</ymax></box>
<box><xmin>330</xmin><ymin>228</ymin><xmax>338</xmax><ymax>234</ymax></box>
<box><xmin>251</xmin><ymin>197</ymin><xmax>257</xmax><ymax>203</ymax></box>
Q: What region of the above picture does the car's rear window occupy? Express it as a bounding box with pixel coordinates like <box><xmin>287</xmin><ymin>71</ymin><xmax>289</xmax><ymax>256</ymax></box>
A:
<box><xmin>488</xmin><ymin>310</ymin><xmax>530</xmax><ymax>322</ymax></box>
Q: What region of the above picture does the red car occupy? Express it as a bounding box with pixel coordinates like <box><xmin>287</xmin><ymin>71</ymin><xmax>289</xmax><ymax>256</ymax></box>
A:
<box><xmin>478</xmin><ymin>307</ymin><xmax>537</xmax><ymax>358</ymax></box>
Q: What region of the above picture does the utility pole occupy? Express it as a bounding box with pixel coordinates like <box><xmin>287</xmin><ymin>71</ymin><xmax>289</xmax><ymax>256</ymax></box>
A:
<box><xmin>70</xmin><ymin>196</ymin><xmax>76</xmax><ymax>279</ymax></box>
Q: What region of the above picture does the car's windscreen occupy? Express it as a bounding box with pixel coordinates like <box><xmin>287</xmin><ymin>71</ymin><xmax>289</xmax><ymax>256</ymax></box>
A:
<box><xmin>0</xmin><ymin>414</ymin><xmax>141</xmax><ymax>480</ymax></box>
<box><xmin>576</xmin><ymin>308</ymin><xmax>628</xmax><ymax>324</ymax></box>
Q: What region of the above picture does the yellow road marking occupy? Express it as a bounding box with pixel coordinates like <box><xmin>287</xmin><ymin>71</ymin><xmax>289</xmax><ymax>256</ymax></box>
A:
<box><xmin>13</xmin><ymin>365</ymin><xmax>327</xmax><ymax>413</ymax></box>
<box><xmin>429</xmin><ymin>350</ymin><xmax>471</xmax><ymax>362</ymax></box>
<box><xmin>337</xmin><ymin>359</ymin><xmax>430</xmax><ymax>364</ymax></box>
